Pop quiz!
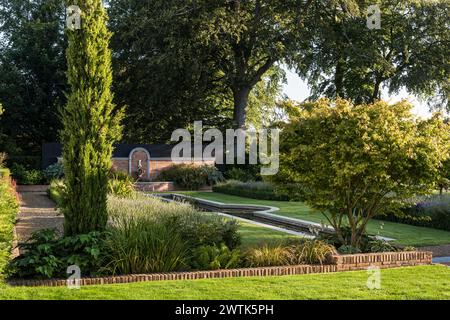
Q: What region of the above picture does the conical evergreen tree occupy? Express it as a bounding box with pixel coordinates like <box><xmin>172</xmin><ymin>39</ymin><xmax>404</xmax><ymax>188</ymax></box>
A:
<box><xmin>61</xmin><ymin>0</ymin><xmax>123</xmax><ymax>235</ymax></box>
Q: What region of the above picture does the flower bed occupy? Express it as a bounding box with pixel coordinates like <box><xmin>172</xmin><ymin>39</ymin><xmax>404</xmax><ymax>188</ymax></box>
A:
<box><xmin>7</xmin><ymin>251</ymin><xmax>432</xmax><ymax>287</ymax></box>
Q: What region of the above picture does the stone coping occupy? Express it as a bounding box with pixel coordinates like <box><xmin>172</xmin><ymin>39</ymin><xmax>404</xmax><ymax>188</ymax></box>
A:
<box><xmin>7</xmin><ymin>251</ymin><xmax>432</xmax><ymax>287</ymax></box>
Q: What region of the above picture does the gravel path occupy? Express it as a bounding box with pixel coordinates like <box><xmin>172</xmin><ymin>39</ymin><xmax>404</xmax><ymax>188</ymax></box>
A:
<box><xmin>14</xmin><ymin>192</ymin><xmax>63</xmax><ymax>246</ymax></box>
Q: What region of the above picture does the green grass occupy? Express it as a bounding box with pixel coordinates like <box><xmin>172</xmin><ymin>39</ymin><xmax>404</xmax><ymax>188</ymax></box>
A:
<box><xmin>183</xmin><ymin>192</ymin><xmax>450</xmax><ymax>247</ymax></box>
<box><xmin>0</xmin><ymin>265</ymin><xmax>448</xmax><ymax>300</ymax></box>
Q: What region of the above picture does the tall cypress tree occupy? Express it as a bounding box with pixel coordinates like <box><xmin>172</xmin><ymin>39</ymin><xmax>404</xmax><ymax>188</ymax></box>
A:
<box><xmin>61</xmin><ymin>0</ymin><xmax>123</xmax><ymax>235</ymax></box>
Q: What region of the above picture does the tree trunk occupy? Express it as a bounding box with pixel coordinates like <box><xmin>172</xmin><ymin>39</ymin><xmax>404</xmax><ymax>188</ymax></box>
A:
<box><xmin>335</xmin><ymin>57</ymin><xmax>345</xmax><ymax>99</ymax></box>
<box><xmin>371</xmin><ymin>78</ymin><xmax>382</xmax><ymax>103</ymax></box>
<box><xmin>233</xmin><ymin>86</ymin><xmax>251</xmax><ymax>129</ymax></box>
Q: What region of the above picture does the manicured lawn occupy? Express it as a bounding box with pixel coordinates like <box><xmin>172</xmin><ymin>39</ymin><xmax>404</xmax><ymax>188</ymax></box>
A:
<box><xmin>0</xmin><ymin>265</ymin><xmax>448</xmax><ymax>300</ymax></box>
<box><xmin>184</xmin><ymin>192</ymin><xmax>450</xmax><ymax>247</ymax></box>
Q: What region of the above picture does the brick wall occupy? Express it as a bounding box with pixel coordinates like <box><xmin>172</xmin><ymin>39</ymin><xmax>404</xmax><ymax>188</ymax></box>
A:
<box><xmin>7</xmin><ymin>251</ymin><xmax>433</xmax><ymax>287</ymax></box>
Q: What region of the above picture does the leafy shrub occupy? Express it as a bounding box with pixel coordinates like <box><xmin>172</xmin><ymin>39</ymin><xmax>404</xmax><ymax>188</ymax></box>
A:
<box><xmin>9</xmin><ymin>229</ymin><xmax>108</xmax><ymax>279</ymax></box>
<box><xmin>42</xmin><ymin>163</ymin><xmax>64</xmax><ymax>183</ymax></box>
<box><xmin>225</xmin><ymin>167</ymin><xmax>257</xmax><ymax>182</ymax></box>
<box><xmin>190</xmin><ymin>244</ymin><xmax>241</xmax><ymax>270</ymax></box>
<box><xmin>11</xmin><ymin>163</ymin><xmax>43</xmax><ymax>185</ymax></box>
<box><xmin>337</xmin><ymin>245</ymin><xmax>362</xmax><ymax>254</ymax></box>
<box><xmin>157</xmin><ymin>164</ymin><xmax>222</xmax><ymax>190</ymax></box>
<box><xmin>0</xmin><ymin>168</ymin><xmax>10</xmax><ymax>178</ymax></box>
<box><xmin>378</xmin><ymin>194</ymin><xmax>450</xmax><ymax>231</ymax></box>
<box><xmin>106</xmin><ymin>196</ymin><xmax>241</xmax><ymax>273</ymax></box>
<box><xmin>48</xmin><ymin>179</ymin><xmax>65</xmax><ymax>206</ymax></box>
<box><xmin>366</xmin><ymin>240</ymin><xmax>397</xmax><ymax>253</ymax></box>
<box><xmin>108</xmin><ymin>174</ymin><xmax>135</xmax><ymax>199</ymax></box>
<box><xmin>0</xmin><ymin>152</ymin><xmax>7</xmax><ymax>168</ymax></box>
<box><xmin>0</xmin><ymin>174</ymin><xmax>19</xmax><ymax>276</ymax></box>
<box><xmin>213</xmin><ymin>180</ymin><xmax>292</xmax><ymax>201</ymax></box>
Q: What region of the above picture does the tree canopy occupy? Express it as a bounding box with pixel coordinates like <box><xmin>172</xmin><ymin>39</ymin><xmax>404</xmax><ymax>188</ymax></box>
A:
<box><xmin>296</xmin><ymin>0</ymin><xmax>450</xmax><ymax>111</ymax></box>
<box><xmin>272</xmin><ymin>99</ymin><xmax>450</xmax><ymax>248</ymax></box>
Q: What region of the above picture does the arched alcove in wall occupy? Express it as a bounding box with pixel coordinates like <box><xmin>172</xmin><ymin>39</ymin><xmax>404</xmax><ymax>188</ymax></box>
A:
<box><xmin>128</xmin><ymin>147</ymin><xmax>151</xmax><ymax>179</ymax></box>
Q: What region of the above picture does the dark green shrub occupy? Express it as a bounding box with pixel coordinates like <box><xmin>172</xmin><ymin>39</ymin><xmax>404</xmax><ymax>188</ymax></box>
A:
<box><xmin>337</xmin><ymin>245</ymin><xmax>362</xmax><ymax>254</ymax></box>
<box><xmin>11</xmin><ymin>163</ymin><xmax>43</xmax><ymax>185</ymax></box>
<box><xmin>42</xmin><ymin>163</ymin><xmax>64</xmax><ymax>183</ymax></box>
<box><xmin>165</xmin><ymin>213</ymin><xmax>241</xmax><ymax>250</ymax></box>
<box><xmin>157</xmin><ymin>164</ymin><xmax>222</xmax><ymax>190</ymax></box>
<box><xmin>9</xmin><ymin>229</ymin><xmax>108</xmax><ymax>279</ymax></box>
<box><xmin>190</xmin><ymin>244</ymin><xmax>241</xmax><ymax>270</ymax></box>
<box><xmin>377</xmin><ymin>194</ymin><xmax>450</xmax><ymax>231</ymax></box>
<box><xmin>213</xmin><ymin>180</ymin><xmax>292</xmax><ymax>201</ymax></box>
<box><xmin>225</xmin><ymin>167</ymin><xmax>256</xmax><ymax>182</ymax></box>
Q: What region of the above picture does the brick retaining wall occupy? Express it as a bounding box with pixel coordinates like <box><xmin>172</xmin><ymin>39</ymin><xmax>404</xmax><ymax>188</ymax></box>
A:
<box><xmin>7</xmin><ymin>251</ymin><xmax>432</xmax><ymax>287</ymax></box>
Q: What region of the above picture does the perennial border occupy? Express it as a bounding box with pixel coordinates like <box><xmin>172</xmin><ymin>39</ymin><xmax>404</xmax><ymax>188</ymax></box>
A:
<box><xmin>7</xmin><ymin>251</ymin><xmax>432</xmax><ymax>287</ymax></box>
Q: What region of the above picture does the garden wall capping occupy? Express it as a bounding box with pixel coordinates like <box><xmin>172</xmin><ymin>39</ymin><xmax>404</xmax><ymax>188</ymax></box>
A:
<box><xmin>7</xmin><ymin>251</ymin><xmax>433</xmax><ymax>287</ymax></box>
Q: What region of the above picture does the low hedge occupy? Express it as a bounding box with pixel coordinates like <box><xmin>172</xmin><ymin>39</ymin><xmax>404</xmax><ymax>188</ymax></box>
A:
<box><xmin>376</xmin><ymin>194</ymin><xmax>450</xmax><ymax>232</ymax></box>
<box><xmin>0</xmin><ymin>173</ymin><xmax>19</xmax><ymax>276</ymax></box>
<box><xmin>213</xmin><ymin>180</ymin><xmax>291</xmax><ymax>201</ymax></box>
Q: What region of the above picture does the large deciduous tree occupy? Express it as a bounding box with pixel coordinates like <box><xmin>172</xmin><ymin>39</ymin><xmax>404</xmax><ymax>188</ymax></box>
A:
<box><xmin>0</xmin><ymin>0</ymin><xmax>67</xmax><ymax>158</ymax></box>
<box><xmin>272</xmin><ymin>99</ymin><xmax>450</xmax><ymax>248</ymax></box>
<box><xmin>109</xmin><ymin>0</ymin><xmax>324</xmax><ymax>130</ymax></box>
<box><xmin>61</xmin><ymin>0</ymin><xmax>123</xmax><ymax>235</ymax></box>
<box><xmin>296</xmin><ymin>0</ymin><xmax>450</xmax><ymax>111</ymax></box>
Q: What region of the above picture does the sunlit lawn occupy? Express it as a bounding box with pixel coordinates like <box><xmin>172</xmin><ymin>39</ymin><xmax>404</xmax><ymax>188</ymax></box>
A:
<box><xmin>1</xmin><ymin>265</ymin><xmax>448</xmax><ymax>300</ymax></box>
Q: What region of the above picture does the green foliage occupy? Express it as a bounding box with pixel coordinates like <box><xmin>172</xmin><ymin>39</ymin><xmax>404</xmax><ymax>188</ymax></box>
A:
<box><xmin>213</xmin><ymin>180</ymin><xmax>291</xmax><ymax>201</ymax></box>
<box><xmin>106</xmin><ymin>196</ymin><xmax>242</xmax><ymax>273</ymax></box>
<box><xmin>107</xmin><ymin>173</ymin><xmax>136</xmax><ymax>199</ymax></box>
<box><xmin>244</xmin><ymin>240</ymin><xmax>335</xmax><ymax>267</ymax></box>
<box><xmin>48</xmin><ymin>179</ymin><xmax>65</xmax><ymax>206</ymax></box>
<box><xmin>157</xmin><ymin>164</ymin><xmax>222</xmax><ymax>190</ymax></box>
<box><xmin>379</xmin><ymin>194</ymin><xmax>450</xmax><ymax>231</ymax></box>
<box><xmin>42</xmin><ymin>163</ymin><xmax>64</xmax><ymax>183</ymax></box>
<box><xmin>190</xmin><ymin>244</ymin><xmax>241</xmax><ymax>271</ymax></box>
<box><xmin>61</xmin><ymin>0</ymin><xmax>123</xmax><ymax>235</ymax></box>
<box><xmin>298</xmin><ymin>0</ymin><xmax>449</xmax><ymax>110</ymax></box>
<box><xmin>0</xmin><ymin>153</ymin><xmax>7</xmax><ymax>168</ymax></box>
<box><xmin>10</xmin><ymin>164</ymin><xmax>43</xmax><ymax>185</ymax></box>
<box><xmin>0</xmin><ymin>0</ymin><xmax>67</xmax><ymax>157</ymax></box>
<box><xmin>272</xmin><ymin>99</ymin><xmax>450</xmax><ymax>248</ymax></box>
<box><xmin>104</xmin><ymin>215</ymin><xmax>188</xmax><ymax>275</ymax></box>
<box><xmin>9</xmin><ymin>229</ymin><xmax>108</xmax><ymax>279</ymax></box>
<box><xmin>0</xmin><ymin>174</ymin><xmax>19</xmax><ymax>276</ymax></box>
<box><xmin>225</xmin><ymin>168</ymin><xmax>258</xmax><ymax>182</ymax></box>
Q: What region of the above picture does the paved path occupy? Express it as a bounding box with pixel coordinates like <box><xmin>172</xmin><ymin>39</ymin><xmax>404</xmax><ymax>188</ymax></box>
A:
<box><xmin>419</xmin><ymin>244</ymin><xmax>450</xmax><ymax>257</ymax></box>
<box><xmin>14</xmin><ymin>191</ymin><xmax>63</xmax><ymax>245</ymax></box>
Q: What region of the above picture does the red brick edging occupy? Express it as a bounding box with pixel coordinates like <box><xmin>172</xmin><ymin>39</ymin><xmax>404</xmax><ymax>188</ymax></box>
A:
<box><xmin>7</xmin><ymin>251</ymin><xmax>432</xmax><ymax>287</ymax></box>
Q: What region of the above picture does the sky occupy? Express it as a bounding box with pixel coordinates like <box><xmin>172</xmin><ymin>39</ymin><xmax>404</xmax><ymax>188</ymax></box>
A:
<box><xmin>282</xmin><ymin>68</ymin><xmax>434</xmax><ymax>118</ymax></box>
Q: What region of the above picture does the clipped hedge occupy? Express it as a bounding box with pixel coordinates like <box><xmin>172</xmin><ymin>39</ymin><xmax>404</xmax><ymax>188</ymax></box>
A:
<box><xmin>377</xmin><ymin>194</ymin><xmax>450</xmax><ymax>232</ymax></box>
<box><xmin>0</xmin><ymin>173</ymin><xmax>19</xmax><ymax>276</ymax></box>
<box><xmin>213</xmin><ymin>180</ymin><xmax>291</xmax><ymax>201</ymax></box>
